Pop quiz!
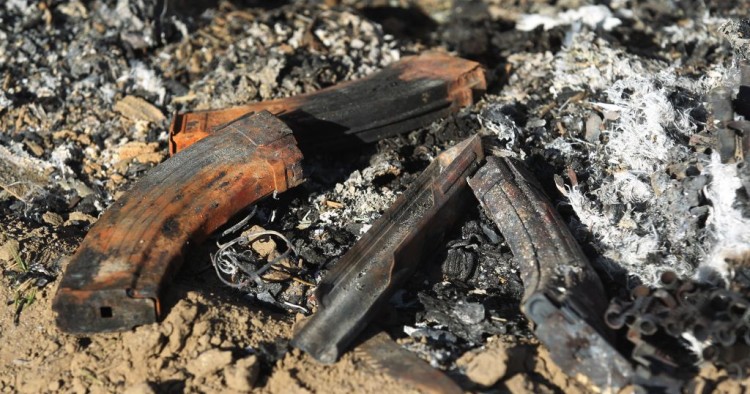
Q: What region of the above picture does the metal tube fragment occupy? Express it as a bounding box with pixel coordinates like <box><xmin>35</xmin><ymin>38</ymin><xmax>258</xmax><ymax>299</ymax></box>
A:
<box><xmin>467</xmin><ymin>156</ymin><xmax>633</xmax><ymax>391</ymax></box>
<box><xmin>292</xmin><ymin>135</ymin><xmax>484</xmax><ymax>363</ymax></box>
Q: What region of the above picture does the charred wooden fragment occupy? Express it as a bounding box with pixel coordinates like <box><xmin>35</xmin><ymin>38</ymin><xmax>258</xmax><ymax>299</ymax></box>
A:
<box><xmin>169</xmin><ymin>52</ymin><xmax>486</xmax><ymax>154</ymax></box>
<box><xmin>53</xmin><ymin>112</ymin><xmax>305</xmax><ymax>333</ymax></box>
<box><xmin>291</xmin><ymin>135</ymin><xmax>484</xmax><ymax>363</ymax></box>
<box><xmin>467</xmin><ymin>157</ymin><xmax>633</xmax><ymax>391</ymax></box>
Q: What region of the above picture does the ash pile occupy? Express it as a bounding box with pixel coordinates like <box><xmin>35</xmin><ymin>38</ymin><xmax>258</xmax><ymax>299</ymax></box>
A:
<box><xmin>2</xmin><ymin>0</ymin><xmax>750</xmax><ymax>392</ymax></box>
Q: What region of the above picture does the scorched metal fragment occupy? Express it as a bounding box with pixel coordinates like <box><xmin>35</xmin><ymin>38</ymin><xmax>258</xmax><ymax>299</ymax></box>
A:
<box><xmin>292</xmin><ymin>135</ymin><xmax>484</xmax><ymax>364</ymax></box>
<box><xmin>467</xmin><ymin>156</ymin><xmax>634</xmax><ymax>391</ymax></box>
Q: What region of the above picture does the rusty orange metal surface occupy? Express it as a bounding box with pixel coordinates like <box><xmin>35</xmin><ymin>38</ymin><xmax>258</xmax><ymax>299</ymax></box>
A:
<box><xmin>53</xmin><ymin>112</ymin><xmax>304</xmax><ymax>333</ymax></box>
<box><xmin>169</xmin><ymin>52</ymin><xmax>486</xmax><ymax>154</ymax></box>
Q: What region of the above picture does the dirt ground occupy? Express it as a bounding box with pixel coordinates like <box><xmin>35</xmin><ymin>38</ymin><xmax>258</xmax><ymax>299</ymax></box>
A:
<box><xmin>4</xmin><ymin>0</ymin><xmax>750</xmax><ymax>393</ymax></box>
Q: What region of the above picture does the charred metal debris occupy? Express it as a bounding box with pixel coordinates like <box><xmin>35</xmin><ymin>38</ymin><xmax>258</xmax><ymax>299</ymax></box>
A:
<box><xmin>4</xmin><ymin>0</ymin><xmax>750</xmax><ymax>392</ymax></box>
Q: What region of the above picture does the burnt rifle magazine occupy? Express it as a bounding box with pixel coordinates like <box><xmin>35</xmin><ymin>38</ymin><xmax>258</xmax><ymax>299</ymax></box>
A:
<box><xmin>169</xmin><ymin>52</ymin><xmax>486</xmax><ymax>154</ymax></box>
<box><xmin>52</xmin><ymin>53</ymin><xmax>485</xmax><ymax>333</ymax></box>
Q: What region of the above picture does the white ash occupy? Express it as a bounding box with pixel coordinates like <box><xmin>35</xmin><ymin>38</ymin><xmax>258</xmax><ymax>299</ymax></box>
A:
<box><xmin>700</xmin><ymin>155</ymin><xmax>750</xmax><ymax>282</ymax></box>
<box><xmin>720</xmin><ymin>19</ymin><xmax>750</xmax><ymax>61</ymax></box>
<box><xmin>563</xmin><ymin>73</ymin><xmax>701</xmax><ymax>282</ymax></box>
<box><xmin>122</xmin><ymin>61</ymin><xmax>167</xmax><ymax>106</ymax></box>
<box><xmin>478</xmin><ymin>103</ymin><xmax>521</xmax><ymax>150</ymax></box>
<box><xmin>50</xmin><ymin>143</ymin><xmax>78</xmax><ymax>178</ymax></box>
<box><xmin>187</xmin><ymin>8</ymin><xmax>400</xmax><ymax>110</ymax></box>
<box><xmin>496</xmin><ymin>27</ymin><xmax>728</xmax><ymax>285</ymax></box>
<box><xmin>516</xmin><ymin>5</ymin><xmax>622</xmax><ymax>32</ymax></box>
<box><xmin>316</xmin><ymin>169</ymin><xmax>397</xmax><ymax>227</ymax></box>
<box><xmin>552</xmin><ymin>31</ymin><xmax>651</xmax><ymax>95</ymax></box>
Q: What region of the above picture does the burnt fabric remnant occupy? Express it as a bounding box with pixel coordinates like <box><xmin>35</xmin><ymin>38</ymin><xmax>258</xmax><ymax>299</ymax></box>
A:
<box><xmin>468</xmin><ymin>157</ymin><xmax>633</xmax><ymax>391</ymax></box>
<box><xmin>292</xmin><ymin>135</ymin><xmax>483</xmax><ymax>363</ymax></box>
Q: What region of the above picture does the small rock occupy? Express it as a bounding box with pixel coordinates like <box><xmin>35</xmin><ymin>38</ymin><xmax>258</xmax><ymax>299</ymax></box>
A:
<box><xmin>504</xmin><ymin>373</ymin><xmax>536</xmax><ymax>393</ymax></box>
<box><xmin>585</xmin><ymin>113</ymin><xmax>602</xmax><ymax>142</ymax></box>
<box><xmin>187</xmin><ymin>349</ymin><xmax>233</xmax><ymax>377</ymax></box>
<box><xmin>65</xmin><ymin>211</ymin><xmax>97</xmax><ymax>226</ymax></box>
<box><xmin>64</xmin><ymin>342</ymin><xmax>76</xmax><ymax>354</ymax></box>
<box><xmin>224</xmin><ymin>355</ymin><xmax>260</xmax><ymax>391</ymax></box>
<box><xmin>0</xmin><ymin>239</ymin><xmax>20</xmax><ymax>263</ymax></box>
<box><xmin>114</xmin><ymin>95</ymin><xmax>165</xmax><ymax>123</ymax></box>
<box><xmin>24</xmin><ymin>140</ymin><xmax>44</xmax><ymax>157</ymax></box>
<box><xmin>465</xmin><ymin>342</ymin><xmax>510</xmax><ymax>387</ymax></box>
<box><xmin>250</xmin><ymin>317</ymin><xmax>264</xmax><ymax>328</ymax></box>
<box><xmin>42</xmin><ymin>211</ymin><xmax>64</xmax><ymax>226</ymax></box>
<box><xmin>123</xmin><ymin>382</ymin><xmax>156</xmax><ymax>394</ymax></box>
<box><xmin>47</xmin><ymin>380</ymin><xmax>61</xmax><ymax>391</ymax></box>
<box><xmin>115</xmin><ymin>141</ymin><xmax>163</xmax><ymax>168</ymax></box>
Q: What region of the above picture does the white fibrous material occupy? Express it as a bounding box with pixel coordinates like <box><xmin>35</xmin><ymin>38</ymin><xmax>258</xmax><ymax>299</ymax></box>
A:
<box><xmin>700</xmin><ymin>155</ymin><xmax>750</xmax><ymax>282</ymax></box>
<box><xmin>601</xmin><ymin>73</ymin><xmax>692</xmax><ymax>173</ymax></box>
<box><xmin>550</xmin><ymin>31</ymin><xmax>711</xmax><ymax>283</ymax></box>
<box><xmin>552</xmin><ymin>31</ymin><xmax>645</xmax><ymax>94</ymax></box>
<box><xmin>516</xmin><ymin>5</ymin><xmax>622</xmax><ymax>32</ymax></box>
<box><xmin>127</xmin><ymin>61</ymin><xmax>167</xmax><ymax>105</ymax></box>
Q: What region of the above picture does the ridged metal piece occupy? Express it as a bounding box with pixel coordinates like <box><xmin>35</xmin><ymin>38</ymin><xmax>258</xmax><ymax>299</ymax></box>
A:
<box><xmin>468</xmin><ymin>157</ymin><xmax>633</xmax><ymax>391</ymax></box>
<box><xmin>292</xmin><ymin>136</ymin><xmax>483</xmax><ymax>363</ymax></box>
<box><xmin>53</xmin><ymin>112</ymin><xmax>304</xmax><ymax>333</ymax></box>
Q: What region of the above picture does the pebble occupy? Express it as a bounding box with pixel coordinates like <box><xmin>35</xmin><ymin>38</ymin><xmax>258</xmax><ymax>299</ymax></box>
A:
<box><xmin>0</xmin><ymin>239</ymin><xmax>19</xmax><ymax>263</ymax></box>
<box><xmin>47</xmin><ymin>380</ymin><xmax>61</xmax><ymax>391</ymax></box>
<box><xmin>42</xmin><ymin>211</ymin><xmax>64</xmax><ymax>226</ymax></box>
<box><xmin>123</xmin><ymin>382</ymin><xmax>156</xmax><ymax>394</ymax></box>
<box><xmin>224</xmin><ymin>355</ymin><xmax>260</xmax><ymax>391</ymax></box>
<box><xmin>186</xmin><ymin>349</ymin><xmax>233</xmax><ymax>377</ymax></box>
<box><xmin>114</xmin><ymin>95</ymin><xmax>165</xmax><ymax>123</ymax></box>
<box><xmin>464</xmin><ymin>343</ymin><xmax>510</xmax><ymax>387</ymax></box>
<box><xmin>585</xmin><ymin>113</ymin><xmax>602</xmax><ymax>142</ymax></box>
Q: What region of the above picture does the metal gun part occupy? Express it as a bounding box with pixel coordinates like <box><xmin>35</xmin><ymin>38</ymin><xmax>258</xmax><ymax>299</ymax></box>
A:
<box><xmin>355</xmin><ymin>331</ymin><xmax>462</xmax><ymax>394</ymax></box>
<box><xmin>467</xmin><ymin>156</ymin><xmax>633</xmax><ymax>391</ymax></box>
<box><xmin>53</xmin><ymin>112</ymin><xmax>304</xmax><ymax>333</ymax></box>
<box><xmin>292</xmin><ymin>135</ymin><xmax>484</xmax><ymax>363</ymax></box>
<box><xmin>169</xmin><ymin>52</ymin><xmax>486</xmax><ymax>154</ymax></box>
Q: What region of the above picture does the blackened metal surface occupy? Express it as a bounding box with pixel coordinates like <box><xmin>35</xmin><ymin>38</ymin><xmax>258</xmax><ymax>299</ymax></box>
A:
<box><xmin>291</xmin><ymin>135</ymin><xmax>484</xmax><ymax>364</ymax></box>
<box><xmin>52</xmin><ymin>112</ymin><xmax>305</xmax><ymax>333</ymax></box>
<box><xmin>169</xmin><ymin>52</ymin><xmax>486</xmax><ymax>154</ymax></box>
<box><xmin>355</xmin><ymin>331</ymin><xmax>463</xmax><ymax>394</ymax></box>
<box><xmin>468</xmin><ymin>156</ymin><xmax>633</xmax><ymax>391</ymax></box>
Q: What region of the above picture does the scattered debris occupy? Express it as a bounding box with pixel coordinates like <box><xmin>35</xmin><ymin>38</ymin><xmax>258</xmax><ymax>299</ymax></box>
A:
<box><xmin>2</xmin><ymin>0</ymin><xmax>750</xmax><ymax>392</ymax></box>
<box><xmin>607</xmin><ymin>271</ymin><xmax>750</xmax><ymax>383</ymax></box>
